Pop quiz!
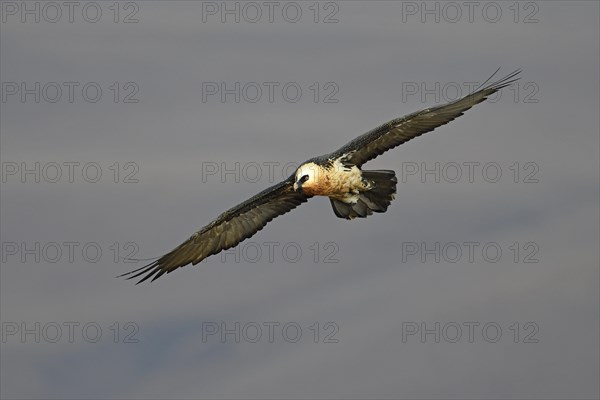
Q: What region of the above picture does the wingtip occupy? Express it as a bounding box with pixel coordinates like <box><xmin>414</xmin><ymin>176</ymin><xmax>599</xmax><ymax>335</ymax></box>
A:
<box><xmin>485</xmin><ymin>68</ymin><xmax>522</xmax><ymax>91</ymax></box>
<box><xmin>475</xmin><ymin>68</ymin><xmax>522</xmax><ymax>94</ymax></box>
<box><xmin>116</xmin><ymin>259</ymin><xmax>163</xmax><ymax>284</ymax></box>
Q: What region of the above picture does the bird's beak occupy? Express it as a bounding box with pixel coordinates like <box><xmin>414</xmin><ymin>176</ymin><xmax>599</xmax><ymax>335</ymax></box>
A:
<box><xmin>294</xmin><ymin>180</ymin><xmax>302</xmax><ymax>193</ymax></box>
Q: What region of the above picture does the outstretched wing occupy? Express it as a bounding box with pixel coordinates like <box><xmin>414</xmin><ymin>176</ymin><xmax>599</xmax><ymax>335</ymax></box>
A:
<box><xmin>119</xmin><ymin>176</ymin><xmax>310</xmax><ymax>283</ymax></box>
<box><xmin>335</xmin><ymin>69</ymin><xmax>521</xmax><ymax>167</ymax></box>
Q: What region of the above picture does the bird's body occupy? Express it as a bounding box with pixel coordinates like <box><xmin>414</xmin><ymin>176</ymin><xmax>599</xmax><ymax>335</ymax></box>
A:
<box><xmin>120</xmin><ymin>69</ymin><xmax>521</xmax><ymax>283</ymax></box>
<box><xmin>294</xmin><ymin>158</ymin><xmax>366</xmax><ymax>200</ymax></box>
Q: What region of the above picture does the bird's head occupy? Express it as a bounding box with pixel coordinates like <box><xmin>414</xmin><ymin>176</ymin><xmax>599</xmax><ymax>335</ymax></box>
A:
<box><xmin>294</xmin><ymin>162</ymin><xmax>320</xmax><ymax>194</ymax></box>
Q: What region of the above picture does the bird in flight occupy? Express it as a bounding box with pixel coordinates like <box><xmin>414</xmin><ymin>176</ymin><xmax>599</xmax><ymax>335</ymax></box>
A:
<box><xmin>120</xmin><ymin>69</ymin><xmax>521</xmax><ymax>283</ymax></box>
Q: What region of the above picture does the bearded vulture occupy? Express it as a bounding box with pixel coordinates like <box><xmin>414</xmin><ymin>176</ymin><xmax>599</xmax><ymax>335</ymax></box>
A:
<box><xmin>120</xmin><ymin>69</ymin><xmax>521</xmax><ymax>283</ymax></box>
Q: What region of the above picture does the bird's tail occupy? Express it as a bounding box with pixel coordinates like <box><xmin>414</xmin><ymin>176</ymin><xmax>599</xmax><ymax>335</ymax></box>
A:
<box><xmin>330</xmin><ymin>170</ymin><xmax>397</xmax><ymax>220</ymax></box>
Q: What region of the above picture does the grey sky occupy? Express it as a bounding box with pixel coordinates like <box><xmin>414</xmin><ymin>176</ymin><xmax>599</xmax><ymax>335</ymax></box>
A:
<box><xmin>1</xmin><ymin>1</ymin><xmax>598</xmax><ymax>398</ymax></box>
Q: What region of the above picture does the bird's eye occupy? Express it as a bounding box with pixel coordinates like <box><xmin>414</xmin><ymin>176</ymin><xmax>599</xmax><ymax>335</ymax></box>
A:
<box><xmin>301</xmin><ymin>174</ymin><xmax>310</xmax><ymax>182</ymax></box>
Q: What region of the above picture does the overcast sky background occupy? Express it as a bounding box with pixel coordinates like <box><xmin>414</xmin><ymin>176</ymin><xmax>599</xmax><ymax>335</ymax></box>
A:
<box><xmin>1</xmin><ymin>1</ymin><xmax>598</xmax><ymax>399</ymax></box>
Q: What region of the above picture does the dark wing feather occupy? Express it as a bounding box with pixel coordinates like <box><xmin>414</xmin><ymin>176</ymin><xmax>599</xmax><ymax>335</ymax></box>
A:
<box><xmin>119</xmin><ymin>176</ymin><xmax>310</xmax><ymax>283</ymax></box>
<box><xmin>335</xmin><ymin>69</ymin><xmax>521</xmax><ymax>167</ymax></box>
